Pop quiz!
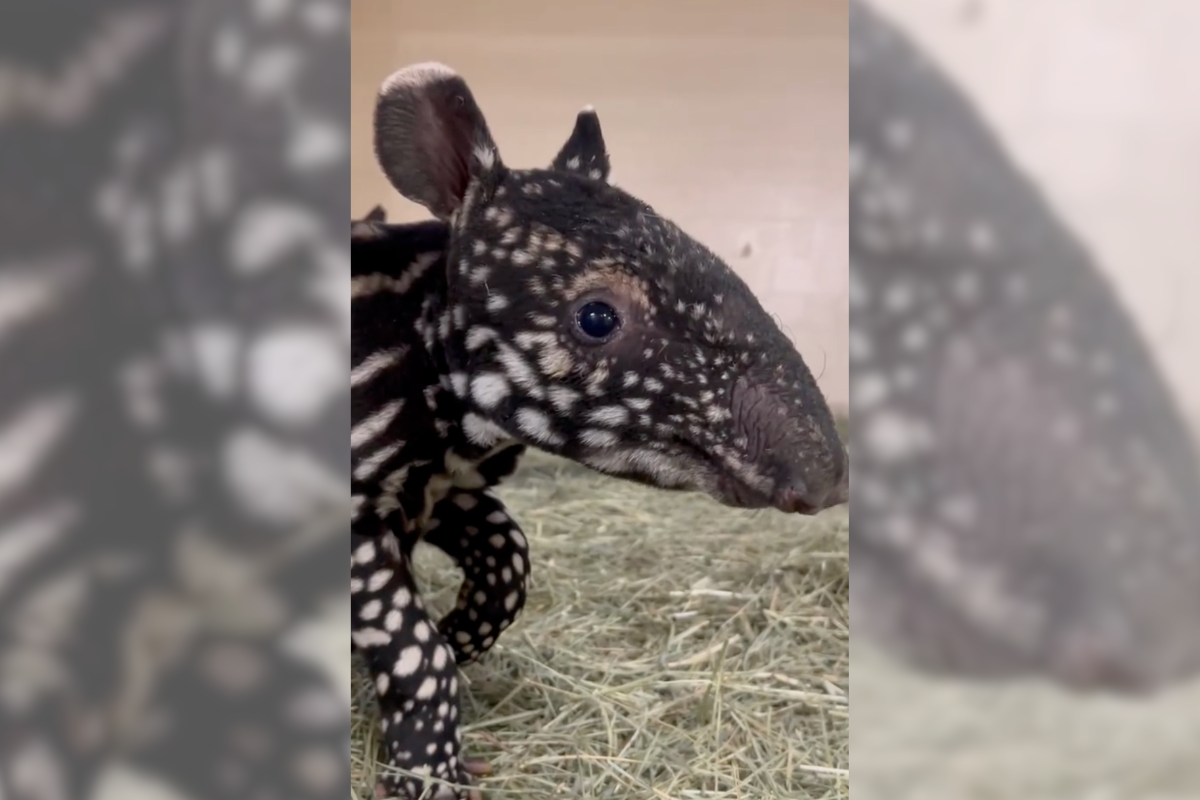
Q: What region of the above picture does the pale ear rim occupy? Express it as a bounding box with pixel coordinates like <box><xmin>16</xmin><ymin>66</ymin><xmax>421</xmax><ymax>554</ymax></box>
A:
<box><xmin>373</xmin><ymin>61</ymin><xmax>501</xmax><ymax>220</ymax></box>
<box><xmin>377</xmin><ymin>61</ymin><xmax>459</xmax><ymax>99</ymax></box>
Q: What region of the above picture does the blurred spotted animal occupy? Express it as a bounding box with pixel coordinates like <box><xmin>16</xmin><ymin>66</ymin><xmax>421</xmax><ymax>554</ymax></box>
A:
<box><xmin>850</xmin><ymin>0</ymin><xmax>1200</xmax><ymax>694</ymax></box>
<box><xmin>351</xmin><ymin>62</ymin><xmax>850</xmax><ymax>798</ymax></box>
<box><xmin>1</xmin><ymin>3</ymin><xmax>349</xmax><ymax>800</ymax></box>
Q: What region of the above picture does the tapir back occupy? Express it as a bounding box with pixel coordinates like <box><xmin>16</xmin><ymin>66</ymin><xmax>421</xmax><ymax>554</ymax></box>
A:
<box><xmin>350</xmin><ymin>217</ymin><xmax>460</xmax><ymax>504</ymax></box>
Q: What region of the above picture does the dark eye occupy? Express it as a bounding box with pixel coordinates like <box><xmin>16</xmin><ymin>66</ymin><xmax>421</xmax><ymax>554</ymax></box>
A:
<box><xmin>576</xmin><ymin>301</ymin><xmax>621</xmax><ymax>341</ymax></box>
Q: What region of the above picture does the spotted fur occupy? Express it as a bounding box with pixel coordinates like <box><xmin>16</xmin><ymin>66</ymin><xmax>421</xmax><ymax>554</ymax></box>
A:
<box><xmin>850</xmin><ymin>0</ymin><xmax>1200</xmax><ymax>693</ymax></box>
<box><xmin>0</xmin><ymin>6</ymin><xmax>349</xmax><ymax>800</ymax></box>
<box><xmin>352</xmin><ymin>62</ymin><xmax>848</xmax><ymax>797</ymax></box>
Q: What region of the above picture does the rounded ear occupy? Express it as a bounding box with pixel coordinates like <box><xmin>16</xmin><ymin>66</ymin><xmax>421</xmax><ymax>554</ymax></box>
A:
<box><xmin>551</xmin><ymin>106</ymin><xmax>611</xmax><ymax>182</ymax></box>
<box><xmin>373</xmin><ymin>62</ymin><xmax>502</xmax><ymax>220</ymax></box>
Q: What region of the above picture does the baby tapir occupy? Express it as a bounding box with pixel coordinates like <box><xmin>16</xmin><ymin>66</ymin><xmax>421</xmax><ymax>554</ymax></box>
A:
<box><xmin>351</xmin><ymin>62</ymin><xmax>848</xmax><ymax>798</ymax></box>
<box><xmin>850</xmin><ymin>0</ymin><xmax>1200</xmax><ymax>693</ymax></box>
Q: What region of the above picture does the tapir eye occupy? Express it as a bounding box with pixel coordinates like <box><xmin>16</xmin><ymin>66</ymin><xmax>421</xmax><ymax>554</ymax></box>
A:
<box><xmin>575</xmin><ymin>300</ymin><xmax>621</xmax><ymax>341</ymax></box>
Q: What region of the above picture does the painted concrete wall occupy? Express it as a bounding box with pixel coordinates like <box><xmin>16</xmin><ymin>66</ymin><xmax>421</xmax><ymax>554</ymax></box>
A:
<box><xmin>350</xmin><ymin>0</ymin><xmax>850</xmax><ymax>411</ymax></box>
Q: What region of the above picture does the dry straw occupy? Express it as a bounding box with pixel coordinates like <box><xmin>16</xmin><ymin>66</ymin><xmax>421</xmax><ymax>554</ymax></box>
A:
<box><xmin>352</xmin><ymin>440</ymin><xmax>850</xmax><ymax>800</ymax></box>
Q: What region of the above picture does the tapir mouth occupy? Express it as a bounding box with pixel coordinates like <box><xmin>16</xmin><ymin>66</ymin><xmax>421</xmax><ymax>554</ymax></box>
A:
<box><xmin>714</xmin><ymin>471</ymin><xmax>826</xmax><ymax>516</ymax></box>
<box><xmin>655</xmin><ymin>434</ymin><xmax>843</xmax><ymax>515</ymax></box>
<box><xmin>714</xmin><ymin>472</ymin><xmax>774</xmax><ymax>510</ymax></box>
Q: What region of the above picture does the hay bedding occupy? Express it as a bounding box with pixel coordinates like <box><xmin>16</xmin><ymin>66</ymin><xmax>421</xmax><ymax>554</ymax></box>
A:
<box><xmin>351</xmin><ymin>447</ymin><xmax>850</xmax><ymax>800</ymax></box>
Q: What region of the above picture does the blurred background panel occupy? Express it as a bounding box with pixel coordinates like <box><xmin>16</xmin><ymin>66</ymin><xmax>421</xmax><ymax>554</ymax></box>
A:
<box><xmin>351</xmin><ymin>0</ymin><xmax>850</xmax><ymax>412</ymax></box>
<box><xmin>871</xmin><ymin>0</ymin><xmax>1200</xmax><ymax>428</ymax></box>
<box><xmin>0</xmin><ymin>3</ymin><xmax>350</xmax><ymax>800</ymax></box>
<box><xmin>855</xmin><ymin>2</ymin><xmax>1200</xmax><ymax>798</ymax></box>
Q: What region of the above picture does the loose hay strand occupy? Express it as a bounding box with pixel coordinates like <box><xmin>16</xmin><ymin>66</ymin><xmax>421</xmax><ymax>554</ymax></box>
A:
<box><xmin>352</xmin><ymin>445</ymin><xmax>850</xmax><ymax>799</ymax></box>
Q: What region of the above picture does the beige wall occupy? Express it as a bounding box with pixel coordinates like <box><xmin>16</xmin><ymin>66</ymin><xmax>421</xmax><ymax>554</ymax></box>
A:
<box><xmin>871</xmin><ymin>0</ymin><xmax>1200</xmax><ymax>431</ymax></box>
<box><xmin>351</xmin><ymin>0</ymin><xmax>849</xmax><ymax>411</ymax></box>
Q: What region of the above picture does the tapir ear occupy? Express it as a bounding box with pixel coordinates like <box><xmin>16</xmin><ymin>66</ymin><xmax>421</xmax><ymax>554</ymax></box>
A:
<box><xmin>551</xmin><ymin>107</ymin><xmax>610</xmax><ymax>182</ymax></box>
<box><xmin>374</xmin><ymin>62</ymin><xmax>502</xmax><ymax>220</ymax></box>
<box><xmin>351</xmin><ymin>205</ymin><xmax>388</xmax><ymax>241</ymax></box>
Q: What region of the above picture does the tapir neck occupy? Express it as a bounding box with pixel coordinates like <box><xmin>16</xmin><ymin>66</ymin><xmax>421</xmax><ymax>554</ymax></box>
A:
<box><xmin>417</xmin><ymin>255</ymin><xmax>456</xmax><ymax>381</ymax></box>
